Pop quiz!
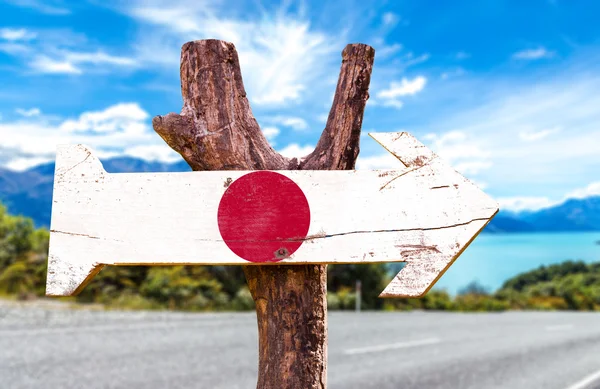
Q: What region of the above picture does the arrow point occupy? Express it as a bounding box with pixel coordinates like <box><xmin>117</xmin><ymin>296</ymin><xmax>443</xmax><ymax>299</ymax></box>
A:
<box><xmin>379</xmin><ymin>207</ymin><xmax>498</xmax><ymax>298</ymax></box>
<box><xmin>46</xmin><ymin>253</ymin><xmax>103</xmax><ymax>296</ymax></box>
<box><xmin>379</xmin><ymin>260</ymin><xmax>449</xmax><ymax>298</ymax></box>
<box><xmin>369</xmin><ymin>132</ymin><xmax>437</xmax><ymax>168</ymax></box>
<box><xmin>49</xmin><ymin>145</ymin><xmax>106</xmax><ymax>296</ymax></box>
<box><xmin>55</xmin><ymin>144</ymin><xmax>106</xmax><ymax>181</ymax></box>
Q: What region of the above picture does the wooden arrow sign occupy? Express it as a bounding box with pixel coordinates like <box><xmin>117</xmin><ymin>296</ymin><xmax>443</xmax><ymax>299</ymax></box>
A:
<box><xmin>46</xmin><ymin>132</ymin><xmax>498</xmax><ymax>298</ymax></box>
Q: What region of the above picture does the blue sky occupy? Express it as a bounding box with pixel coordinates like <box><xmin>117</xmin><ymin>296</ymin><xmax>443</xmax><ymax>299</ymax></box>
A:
<box><xmin>1</xmin><ymin>0</ymin><xmax>599</xmax><ymax>212</ymax></box>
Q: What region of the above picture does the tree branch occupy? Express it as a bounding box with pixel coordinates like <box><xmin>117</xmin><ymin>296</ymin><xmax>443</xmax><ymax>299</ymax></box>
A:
<box><xmin>152</xmin><ymin>39</ymin><xmax>375</xmax><ymax>389</ymax></box>
<box><xmin>153</xmin><ymin>39</ymin><xmax>289</xmax><ymax>171</ymax></box>
<box><xmin>301</xmin><ymin>44</ymin><xmax>375</xmax><ymax>170</ymax></box>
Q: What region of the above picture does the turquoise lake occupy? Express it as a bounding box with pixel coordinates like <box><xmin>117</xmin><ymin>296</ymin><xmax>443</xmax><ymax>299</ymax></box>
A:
<box><xmin>433</xmin><ymin>232</ymin><xmax>600</xmax><ymax>294</ymax></box>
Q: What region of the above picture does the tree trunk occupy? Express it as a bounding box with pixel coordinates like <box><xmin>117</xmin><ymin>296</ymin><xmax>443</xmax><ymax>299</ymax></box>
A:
<box><xmin>153</xmin><ymin>39</ymin><xmax>374</xmax><ymax>389</ymax></box>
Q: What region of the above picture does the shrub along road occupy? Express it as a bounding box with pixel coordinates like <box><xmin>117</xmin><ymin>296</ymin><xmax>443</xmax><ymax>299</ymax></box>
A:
<box><xmin>1</xmin><ymin>302</ymin><xmax>600</xmax><ymax>389</ymax></box>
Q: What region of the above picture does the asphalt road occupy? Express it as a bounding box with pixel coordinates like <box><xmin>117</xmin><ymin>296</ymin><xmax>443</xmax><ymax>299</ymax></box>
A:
<box><xmin>1</xmin><ymin>301</ymin><xmax>600</xmax><ymax>389</ymax></box>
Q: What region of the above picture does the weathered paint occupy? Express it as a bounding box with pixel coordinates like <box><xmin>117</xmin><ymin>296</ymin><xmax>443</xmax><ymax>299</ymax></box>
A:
<box><xmin>46</xmin><ymin>132</ymin><xmax>498</xmax><ymax>298</ymax></box>
<box><xmin>217</xmin><ymin>171</ymin><xmax>311</xmax><ymax>263</ymax></box>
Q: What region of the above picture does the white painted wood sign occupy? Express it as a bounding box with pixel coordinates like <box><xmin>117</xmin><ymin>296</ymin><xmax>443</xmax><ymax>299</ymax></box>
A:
<box><xmin>46</xmin><ymin>132</ymin><xmax>498</xmax><ymax>298</ymax></box>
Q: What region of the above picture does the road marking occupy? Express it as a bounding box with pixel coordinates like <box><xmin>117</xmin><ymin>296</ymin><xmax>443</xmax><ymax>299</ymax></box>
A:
<box><xmin>565</xmin><ymin>368</ymin><xmax>600</xmax><ymax>389</ymax></box>
<box><xmin>344</xmin><ymin>337</ymin><xmax>441</xmax><ymax>355</ymax></box>
<box><xmin>546</xmin><ymin>324</ymin><xmax>574</xmax><ymax>331</ymax></box>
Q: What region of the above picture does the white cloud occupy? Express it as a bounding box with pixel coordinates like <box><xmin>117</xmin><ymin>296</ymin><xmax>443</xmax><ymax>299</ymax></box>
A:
<box><xmin>64</xmin><ymin>51</ymin><xmax>137</xmax><ymax>66</ymax></box>
<box><xmin>373</xmin><ymin>76</ymin><xmax>427</xmax><ymax>110</ymax></box>
<box><xmin>265</xmin><ymin>116</ymin><xmax>309</xmax><ymax>131</ymax></box>
<box><xmin>512</xmin><ymin>47</ymin><xmax>555</xmax><ymax>60</ymax></box>
<box><xmin>381</xmin><ymin>99</ymin><xmax>404</xmax><ymax>109</ymax></box>
<box><xmin>60</xmin><ymin>103</ymin><xmax>149</xmax><ymax>134</ymax></box>
<box><xmin>382</xmin><ymin>12</ymin><xmax>399</xmax><ymax>26</ymax></box>
<box><xmin>378</xmin><ymin>76</ymin><xmax>427</xmax><ymax>99</ymax></box>
<box><xmin>565</xmin><ymin>181</ymin><xmax>600</xmax><ymax>199</ymax></box>
<box><xmin>497</xmin><ymin>196</ymin><xmax>556</xmax><ymax>213</ymax></box>
<box><xmin>455</xmin><ymin>51</ymin><xmax>470</xmax><ymax>60</ymax></box>
<box><xmin>367</xmin><ymin>98</ymin><xmax>404</xmax><ymax>109</ymax></box>
<box><xmin>29</xmin><ymin>51</ymin><xmax>137</xmax><ymax>74</ymax></box>
<box><xmin>15</xmin><ymin>108</ymin><xmax>41</xmax><ymax>117</ymax></box>
<box><xmin>470</xmin><ymin>179</ymin><xmax>488</xmax><ymax>190</ymax></box>
<box><xmin>421</xmin><ymin>131</ymin><xmax>493</xmax><ymax>178</ymax></box>
<box><xmin>0</xmin><ymin>27</ymin><xmax>137</xmax><ymax>75</ymax></box>
<box><xmin>498</xmin><ymin>181</ymin><xmax>600</xmax><ymax>212</ymax></box>
<box><xmin>356</xmin><ymin>153</ymin><xmax>401</xmax><ymax>170</ymax></box>
<box><xmin>5</xmin><ymin>157</ymin><xmax>55</xmax><ymax>171</ymax></box>
<box><xmin>5</xmin><ymin>0</ymin><xmax>71</xmax><ymax>15</ymax></box>
<box><xmin>30</xmin><ymin>56</ymin><xmax>82</xmax><ymax>74</ymax></box>
<box><xmin>123</xmin><ymin>144</ymin><xmax>181</xmax><ymax>162</ymax></box>
<box><xmin>262</xmin><ymin>126</ymin><xmax>280</xmax><ymax>142</ymax></box>
<box><xmin>424</xmin><ymin>131</ymin><xmax>491</xmax><ymax>167</ymax></box>
<box><xmin>278</xmin><ymin>143</ymin><xmax>314</xmax><ymax>159</ymax></box>
<box><xmin>0</xmin><ymin>103</ymin><xmax>175</xmax><ymax>171</ymax></box>
<box><xmin>377</xmin><ymin>43</ymin><xmax>402</xmax><ymax>58</ymax></box>
<box><xmin>0</xmin><ymin>42</ymin><xmax>30</xmax><ymax>55</ymax></box>
<box><xmin>121</xmin><ymin>0</ymin><xmax>338</xmax><ymax>106</ymax></box>
<box><xmin>316</xmin><ymin>113</ymin><xmax>329</xmax><ymax>123</ymax></box>
<box><xmin>398</xmin><ymin>53</ymin><xmax>430</xmax><ymax>69</ymax></box>
<box><xmin>519</xmin><ymin>127</ymin><xmax>560</xmax><ymax>141</ymax></box>
<box><xmin>128</xmin><ymin>6</ymin><xmax>208</xmax><ymax>35</ymax></box>
<box><xmin>230</xmin><ymin>21</ymin><xmax>334</xmax><ymax>106</ymax></box>
<box><xmin>368</xmin><ymin>98</ymin><xmax>403</xmax><ymax>109</ymax></box>
<box><xmin>441</xmin><ymin>68</ymin><xmax>466</xmax><ymax>80</ymax></box>
<box><xmin>453</xmin><ymin>161</ymin><xmax>493</xmax><ymax>175</ymax></box>
<box><xmin>0</xmin><ymin>28</ymin><xmax>37</xmax><ymax>41</ymax></box>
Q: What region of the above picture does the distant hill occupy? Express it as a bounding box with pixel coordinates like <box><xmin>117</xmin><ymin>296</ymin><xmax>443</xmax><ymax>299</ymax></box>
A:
<box><xmin>485</xmin><ymin>197</ymin><xmax>600</xmax><ymax>233</ymax></box>
<box><xmin>483</xmin><ymin>214</ymin><xmax>536</xmax><ymax>233</ymax></box>
<box><xmin>0</xmin><ymin>157</ymin><xmax>599</xmax><ymax>232</ymax></box>
<box><xmin>520</xmin><ymin>197</ymin><xmax>600</xmax><ymax>232</ymax></box>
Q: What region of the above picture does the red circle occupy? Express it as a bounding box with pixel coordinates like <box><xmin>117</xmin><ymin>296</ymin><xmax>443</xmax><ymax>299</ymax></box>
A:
<box><xmin>217</xmin><ymin>171</ymin><xmax>311</xmax><ymax>263</ymax></box>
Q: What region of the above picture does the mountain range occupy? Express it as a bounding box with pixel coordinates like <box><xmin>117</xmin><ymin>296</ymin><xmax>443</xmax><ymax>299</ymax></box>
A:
<box><xmin>487</xmin><ymin>198</ymin><xmax>600</xmax><ymax>233</ymax></box>
<box><xmin>1</xmin><ymin>157</ymin><xmax>599</xmax><ymax>233</ymax></box>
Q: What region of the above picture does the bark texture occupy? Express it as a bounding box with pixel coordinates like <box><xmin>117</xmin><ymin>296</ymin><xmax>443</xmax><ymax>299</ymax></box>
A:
<box><xmin>153</xmin><ymin>39</ymin><xmax>374</xmax><ymax>389</ymax></box>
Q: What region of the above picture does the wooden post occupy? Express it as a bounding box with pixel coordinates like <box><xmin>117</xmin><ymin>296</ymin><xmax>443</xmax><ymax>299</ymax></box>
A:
<box><xmin>152</xmin><ymin>39</ymin><xmax>374</xmax><ymax>389</ymax></box>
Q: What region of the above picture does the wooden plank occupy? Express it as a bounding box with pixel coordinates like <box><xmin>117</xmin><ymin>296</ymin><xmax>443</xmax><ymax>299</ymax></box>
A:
<box><xmin>46</xmin><ymin>132</ymin><xmax>498</xmax><ymax>297</ymax></box>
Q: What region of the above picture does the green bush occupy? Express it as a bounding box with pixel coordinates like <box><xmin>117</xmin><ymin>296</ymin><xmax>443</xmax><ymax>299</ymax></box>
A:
<box><xmin>109</xmin><ymin>292</ymin><xmax>160</xmax><ymax>310</ymax></box>
<box><xmin>327</xmin><ymin>292</ymin><xmax>341</xmax><ymax>310</ymax></box>
<box><xmin>231</xmin><ymin>287</ymin><xmax>255</xmax><ymax>311</ymax></box>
